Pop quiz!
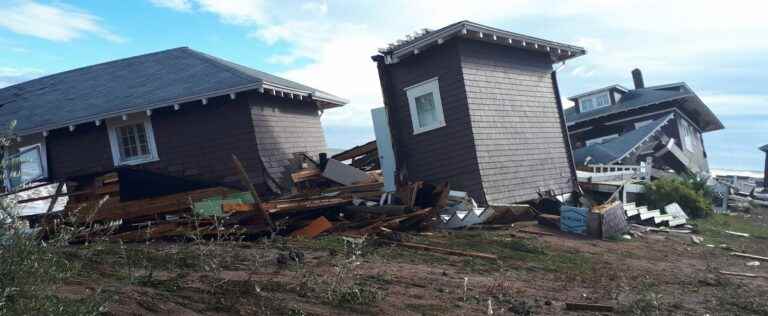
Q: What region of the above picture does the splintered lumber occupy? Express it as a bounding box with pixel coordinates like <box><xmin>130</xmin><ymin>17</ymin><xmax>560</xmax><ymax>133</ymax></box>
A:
<box><xmin>332</xmin><ymin>140</ymin><xmax>377</xmax><ymax>161</ymax></box>
<box><xmin>262</xmin><ymin>196</ymin><xmax>354</xmax><ymax>213</ymax></box>
<box><xmin>222</xmin><ymin>202</ymin><xmax>255</xmax><ymax>214</ymax></box>
<box><xmin>342</xmin><ymin>205</ymin><xmax>407</xmax><ymax>216</ymax></box>
<box><xmin>290</xmin><ymin>216</ymin><xmax>333</xmax><ymax>239</ymax></box>
<box><xmin>387</xmin><ymin>241</ymin><xmax>498</xmax><ymax>260</ymax></box>
<box><xmin>69</xmin><ymin>187</ymin><xmax>232</xmax><ymax>222</ymax></box>
<box><xmin>232</xmin><ymin>154</ymin><xmax>274</xmax><ymax>231</ymax></box>
<box><xmin>719</xmin><ymin>270</ymin><xmax>768</xmax><ymax>279</ymax></box>
<box><xmin>291</xmin><ymin>168</ymin><xmax>323</xmax><ymax>183</ymax></box>
<box><xmin>730</xmin><ymin>252</ymin><xmax>768</xmax><ymax>262</ymax></box>
<box><xmin>565</xmin><ymin>302</ymin><xmax>615</xmax><ymax>312</ymax></box>
<box><xmin>357</xmin><ymin>208</ymin><xmax>431</xmax><ymax>235</ymax></box>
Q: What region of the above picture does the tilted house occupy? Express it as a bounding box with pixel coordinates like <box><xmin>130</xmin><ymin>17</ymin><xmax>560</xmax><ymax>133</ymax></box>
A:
<box><xmin>565</xmin><ymin>69</ymin><xmax>723</xmax><ymax>176</ymax></box>
<box><xmin>0</xmin><ymin>47</ymin><xmax>346</xmax><ymax>193</ymax></box>
<box><xmin>372</xmin><ymin>21</ymin><xmax>586</xmax><ymax>205</ymax></box>
<box><xmin>760</xmin><ymin>144</ymin><xmax>768</xmax><ymax>186</ymax></box>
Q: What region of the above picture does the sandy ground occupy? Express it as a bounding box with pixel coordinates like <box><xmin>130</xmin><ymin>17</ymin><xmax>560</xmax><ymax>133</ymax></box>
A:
<box><xmin>55</xmin><ymin>208</ymin><xmax>768</xmax><ymax>315</ymax></box>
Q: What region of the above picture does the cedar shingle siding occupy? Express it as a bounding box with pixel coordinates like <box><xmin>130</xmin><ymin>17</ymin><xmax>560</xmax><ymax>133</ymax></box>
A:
<box><xmin>460</xmin><ymin>40</ymin><xmax>573</xmax><ymax>204</ymax></box>
<box><xmin>378</xmin><ymin>38</ymin><xmax>575</xmax><ymax>205</ymax></box>
<box><xmin>46</xmin><ymin>91</ymin><xmax>327</xmax><ymax>192</ymax></box>
<box><xmin>382</xmin><ymin>39</ymin><xmax>485</xmax><ymax>203</ymax></box>
<box><xmin>249</xmin><ymin>93</ymin><xmax>327</xmax><ymax>186</ymax></box>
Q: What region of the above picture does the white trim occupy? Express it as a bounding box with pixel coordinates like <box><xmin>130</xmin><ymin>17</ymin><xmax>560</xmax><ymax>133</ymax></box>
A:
<box><xmin>603</xmin><ymin>108</ymin><xmax>676</xmax><ymax>126</ymax></box>
<box><xmin>405</xmin><ymin>77</ymin><xmax>446</xmax><ymax>135</ymax></box>
<box><xmin>106</xmin><ymin>113</ymin><xmax>159</xmax><ymax>166</ymax></box>
<box><xmin>4</xmin><ymin>141</ymin><xmax>48</xmax><ymax>189</ymax></box>
<box><xmin>585</xmin><ymin>134</ymin><xmax>619</xmax><ymax>146</ymax></box>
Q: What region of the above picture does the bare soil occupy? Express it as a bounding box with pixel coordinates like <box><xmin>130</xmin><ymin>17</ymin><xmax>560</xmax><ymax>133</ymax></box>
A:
<box><xmin>54</xmin><ymin>208</ymin><xmax>768</xmax><ymax>315</ymax></box>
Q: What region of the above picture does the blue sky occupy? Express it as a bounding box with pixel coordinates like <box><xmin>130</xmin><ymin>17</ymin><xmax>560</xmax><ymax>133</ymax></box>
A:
<box><xmin>0</xmin><ymin>0</ymin><xmax>766</xmax><ymax>171</ymax></box>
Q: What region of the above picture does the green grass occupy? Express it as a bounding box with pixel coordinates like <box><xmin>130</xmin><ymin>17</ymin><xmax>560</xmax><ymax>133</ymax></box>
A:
<box><xmin>691</xmin><ymin>214</ymin><xmax>768</xmax><ymax>245</ymax></box>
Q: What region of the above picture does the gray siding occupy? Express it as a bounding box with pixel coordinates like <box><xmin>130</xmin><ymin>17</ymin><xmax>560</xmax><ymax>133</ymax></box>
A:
<box><xmin>380</xmin><ymin>39</ymin><xmax>485</xmax><ymax>203</ymax></box>
<box><xmin>249</xmin><ymin>93</ymin><xmax>327</xmax><ymax>187</ymax></box>
<box><xmin>459</xmin><ymin>40</ymin><xmax>573</xmax><ymax>204</ymax></box>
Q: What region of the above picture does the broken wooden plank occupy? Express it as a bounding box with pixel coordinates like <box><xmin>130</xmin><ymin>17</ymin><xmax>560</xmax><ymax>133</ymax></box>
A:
<box><xmin>232</xmin><ymin>154</ymin><xmax>274</xmax><ymax>232</ymax></box>
<box><xmin>719</xmin><ymin>270</ymin><xmax>768</xmax><ymax>279</ymax></box>
<box><xmin>290</xmin><ymin>216</ymin><xmax>333</xmax><ymax>239</ymax></box>
<box><xmin>222</xmin><ymin>202</ymin><xmax>255</xmax><ymax>214</ymax></box>
<box><xmin>331</xmin><ymin>140</ymin><xmax>377</xmax><ymax>162</ymax></box>
<box><xmin>290</xmin><ymin>168</ymin><xmax>323</xmax><ymax>183</ymax></box>
<box><xmin>262</xmin><ymin>196</ymin><xmax>354</xmax><ymax>213</ymax></box>
<box><xmin>386</xmin><ymin>241</ymin><xmax>498</xmax><ymax>260</ymax></box>
<box><xmin>564</xmin><ymin>302</ymin><xmax>615</xmax><ymax>312</ymax></box>
<box><xmin>730</xmin><ymin>252</ymin><xmax>768</xmax><ymax>262</ymax></box>
<box><xmin>516</xmin><ymin>229</ymin><xmax>554</xmax><ymax>236</ymax></box>
<box><xmin>46</xmin><ymin>182</ymin><xmax>65</xmax><ymax>214</ymax></box>
<box><xmin>724</xmin><ymin>230</ymin><xmax>750</xmax><ymax>238</ymax></box>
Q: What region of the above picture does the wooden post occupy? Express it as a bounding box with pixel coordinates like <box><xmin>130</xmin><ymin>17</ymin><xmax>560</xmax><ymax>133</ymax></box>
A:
<box><xmin>645</xmin><ymin>156</ymin><xmax>653</xmax><ymax>182</ymax></box>
<box><xmin>231</xmin><ymin>154</ymin><xmax>275</xmax><ymax>232</ymax></box>
<box><xmin>46</xmin><ymin>182</ymin><xmax>65</xmax><ymax>214</ymax></box>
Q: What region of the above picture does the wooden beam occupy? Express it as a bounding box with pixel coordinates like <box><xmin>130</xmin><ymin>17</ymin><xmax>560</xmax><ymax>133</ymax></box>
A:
<box><xmin>387</xmin><ymin>240</ymin><xmax>498</xmax><ymax>260</ymax></box>
<box><xmin>45</xmin><ymin>182</ymin><xmax>65</xmax><ymax>214</ymax></box>
<box><xmin>730</xmin><ymin>252</ymin><xmax>768</xmax><ymax>262</ymax></box>
<box><xmin>719</xmin><ymin>270</ymin><xmax>768</xmax><ymax>279</ymax></box>
<box><xmin>231</xmin><ymin>154</ymin><xmax>274</xmax><ymax>232</ymax></box>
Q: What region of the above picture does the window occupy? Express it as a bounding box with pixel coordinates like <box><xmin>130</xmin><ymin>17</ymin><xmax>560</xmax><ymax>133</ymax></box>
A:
<box><xmin>405</xmin><ymin>77</ymin><xmax>446</xmax><ymax>134</ymax></box>
<box><xmin>579</xmin><ymin>92</ymin><xmax>612</xmax><ymax>112</ymax></box>
<box><xmin>585</xmin><ymin>134</ymin><xmax>619</xmax><ymax>147</ymax></box>
<box><xmin>4</xmin><ymin>143</ymin><xmax>47</xmax><ymax>189</ymax></box>
<box><xmin>107</xmin><ymin>116</ymin><xmax>159</xmax><ymax>165</ymax></box>
<box><xmin>679</xmin><ymin>119</ymin><xmax>695</xmax><ymax>152</ymax></box>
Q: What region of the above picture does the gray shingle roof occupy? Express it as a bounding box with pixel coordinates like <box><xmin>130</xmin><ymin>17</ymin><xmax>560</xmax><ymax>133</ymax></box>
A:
<box><xmin>573</xmin><ymin>113</ymin><xmax>674</xmax><ymax>165</ymax></box>
<box><xmin>0</xmin><ymin>47</ymin><xmax>347</xmax><ymax>135</ymax></box>
<box><xmin>760</xmin><ymin>144</ymin><xmax>768</xmax><ymax>153</ymax></box>
<box><xmin>565</xmin><ymin>83</ymin><xmax>724</xmax><ymax>132</ymax></box>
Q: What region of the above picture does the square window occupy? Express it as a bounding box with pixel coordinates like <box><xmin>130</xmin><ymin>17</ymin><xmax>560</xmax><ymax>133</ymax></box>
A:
<box><xmin>4</xmin><ymin>144</ymin><xmax>46</xmax><ymax>189</ymax></box>
<box><xmin>108</xmin><ymin>116</ymin><xmax>159</xmax><ymax>166</ymax></box>
<box><xmin>405</xmin><ymin>78</ymin><xmax>446</xmax><ymax>134</ymax></box>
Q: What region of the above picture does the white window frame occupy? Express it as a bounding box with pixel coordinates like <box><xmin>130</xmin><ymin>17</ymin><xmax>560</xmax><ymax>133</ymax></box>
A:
<box><xmin>404</xmin><ymin>77</ymin><xmax>446</xmax><ymax>135</ymax></box>
<box><xmin>107</xmin><ymin>115</ymin><xmax>159</xmax><ymax>166</ymax></box>
<box><xmin>585</xmin><ymin>134</ymin><xmax>619</xmax><ymax>146</ymax></box>
<box><xmin>3</xmin><ymin>142</ymin><xmax>48</xmax><ymax>190</ymax></box>
<box><xmin>579</xmin><ymin>91</ymin><xmax>611</xmax><ymax>113</ymax></box>
<box><xmin>679</xmin><ymin>118</ymin><xmax>695</xmax><ymax>152</ymax></box>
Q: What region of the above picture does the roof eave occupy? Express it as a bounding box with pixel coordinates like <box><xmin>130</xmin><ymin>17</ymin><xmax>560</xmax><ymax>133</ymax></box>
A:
<box><xmin>380</xmin><ymin>21</ymin><xmax>586</xmax><ymax>65</ymax></box>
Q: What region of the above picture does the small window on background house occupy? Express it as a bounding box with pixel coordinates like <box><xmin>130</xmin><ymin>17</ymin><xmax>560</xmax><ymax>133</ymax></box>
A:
<box><xmin>580</xmin><ymin>98</ymin><xmax>595</xmax><ymax>112</ymax></box>
<box><xmin>405</xmin><ymin>77</ymin><xmax>446</xmax><ymax>134</ymax></box>
<box><xmin>579</xmin><ymin>92</ymin><xmax>611</xmax><ymax>113</ymax></box>
<box><xmin>107</xmin><ymin>116</ymin><xmax>159</xmax><ymax>166</ymax></box>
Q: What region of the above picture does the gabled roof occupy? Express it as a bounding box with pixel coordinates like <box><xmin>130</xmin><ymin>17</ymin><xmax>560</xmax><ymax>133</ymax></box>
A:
<box><xmin>567</xmin><ymin>84</ymin><xmax>629</xmax><ymax>101</ymax></box>
<box><xmin>376</xmin><ymin>20</ymin><xmax>586</xmax><ymax>64</ymax></box>
<box><xmin>760</xmin><ymin>144</ymin><xmax>768</xmax><ymax>153</ymax></box>
<box><xmin>0</xmin><ymin>47</ymin><xmax>347</xmax><ymax>136</ymax></box>
<box><xmin>565</xmin><ymin>83</ymin><xmax>724</xmax><ymax>132</ymax></box>
<box><xmin>573</xmin><ymin>113</ymin><xmax>674</xmax><ymax>165</ymax></box>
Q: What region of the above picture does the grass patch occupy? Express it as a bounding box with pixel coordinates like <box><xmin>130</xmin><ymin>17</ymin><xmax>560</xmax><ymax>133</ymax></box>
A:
<box><xmin>692</xmin><ymin>214</ymin><xmax>768</xmax><ymax>244</ymax></box>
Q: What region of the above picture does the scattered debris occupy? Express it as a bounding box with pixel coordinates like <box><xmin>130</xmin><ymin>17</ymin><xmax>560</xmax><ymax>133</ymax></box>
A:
<box><xmin>730</xmin><ymin>252</ymin><xmax>768</xmax><ymax>262</ymax></box>
<box><xmin>691</xmin><ymin>235</ymin><xmax>703</xmax><ymax>244</ymax></box>
<box><xmin>564</xmin><ymin>302</ymin><xmax>615</xmax><ymax>312</ymax></box>
<box><xmin>746</xmin><ymin>261</ymin><xmax>761</xmax><ymax>267</ymax></box>
<box><xmin>719</xmin><ymin>270</ymin><xmax>768</xmax><ymax>279</ymax></box>
<box><xmin>724</xmin><ymin>230</ymin><xmax>750</xmax><ymax>238</ymax></box>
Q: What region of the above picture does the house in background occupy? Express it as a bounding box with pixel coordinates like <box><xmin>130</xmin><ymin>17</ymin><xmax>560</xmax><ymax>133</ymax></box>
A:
<box><xmin>372</xmin><ymin>20</ymin><xmax>586</xmax><ymax>205</ymax></box>
<box><xmin>760</xmin><ymin>144</ymin><xmax>768</xmax><ymax>187</ymax></box>
<box><xmin>565</xmin><ymin>69</ymin><xmax>724</xmax><ymax>176</ymax></box>
<box><xmin>0</xmin><ymin>47</ymin><xmax>346</xmax><ymax>195</ymax></box>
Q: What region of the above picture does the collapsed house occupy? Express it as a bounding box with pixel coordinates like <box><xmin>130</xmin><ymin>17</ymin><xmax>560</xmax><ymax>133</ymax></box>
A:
<box><xmin>0</xmin><ymin>47</ymin><xmax>347</xmax><ymax>197</ymax></box>
<box><xmin>565</xmin><ymin>69</ymin><xmax>724</xmax><ymax>177</ymax></box>
<box><xmin>371</xmin><ymin>20</ymin><xmax>586</xmax><ymax>206</ymax></box>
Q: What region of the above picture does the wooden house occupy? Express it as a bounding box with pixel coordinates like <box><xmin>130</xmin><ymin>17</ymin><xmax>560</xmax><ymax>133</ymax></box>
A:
<box><xmin>760</xmin><ymin>144</ymin><xmax>768</xmax><ymax>186</ymax></box>
<box><xmin>0</xmin><ymin>47</ymin><xmax>347</xmax><ymax>193</ymax></box>
<box><xmin>565</xmin><ymin>69</ymin><xmax>724</xmax><ymax>176</ymax></box>
<box><xmin>372</xmin><ymin>21</ymin><xmax>586</xmax><ymax>205</ymax></box>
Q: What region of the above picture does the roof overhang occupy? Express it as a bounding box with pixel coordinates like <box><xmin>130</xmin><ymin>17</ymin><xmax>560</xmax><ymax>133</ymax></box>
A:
<box><xmin>12</xmin><ymin>80</ymin><xmax>347</xmax><ymax>137</ymax></box>
<box><xmin>568</xmin><ymin>85</ymin><xmax>630</xmax><ymax>101</ymax></box>
<box><xmin>376</xmin><ymin>21</ymin><xmax>586</xmax><ymax>65</ymax></box>
<box><xmin>759</xmin><ymin>144</ymin><xmax>768</xmax><ymax>153</ymax></box>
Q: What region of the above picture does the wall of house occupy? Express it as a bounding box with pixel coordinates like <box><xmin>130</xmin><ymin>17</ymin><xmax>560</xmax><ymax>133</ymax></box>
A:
<box><xmin>459</xmin><ymin>40</ymin><xmax>574</xmax><ymax>204</ymax></box>
<box><xmin>378</xmin><ymin>39</ymin><xmax>486</xmax><ymax>203</ymax></box>
<box><xmin>249</xmin><ymin>93</ymin><xmax>327</xmax><ymax>188</ymax></box>
<box><xmin>674</xmin><ymin>113</ymin><xmax>710</xmax><ymax>173</ymax></box>
<box><xmin>46</xmin><ymin>93</ymin><xmax>267</xmax><ymax>189</ymax></box>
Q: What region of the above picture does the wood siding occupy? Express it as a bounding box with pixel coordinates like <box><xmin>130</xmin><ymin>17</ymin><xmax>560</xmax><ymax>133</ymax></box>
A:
<box><xmin>459</xmin><ymin>40</ymin><xmax>574</xmax><ymax>204</ymax></box>
<box><xmin>45</xmin><ymin>91</ymin><xmax>323</xmax><ymax>192</ymax></box>
<box><xmin>249</xmin><ymin>93</ymin><xmax>327</xmax><ymax>187</ymax></box>
<box><xmin>379</xmin><ymin>39</ymin><xmax>485</xmax><ymax>203</ymax></box>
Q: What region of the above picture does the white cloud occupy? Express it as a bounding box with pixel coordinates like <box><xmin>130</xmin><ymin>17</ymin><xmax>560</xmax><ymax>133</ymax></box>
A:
<box><xmin>0</xmin><ymin>67</ymin><xmax>43</xmax><ymax>88</ymax></box>
<box><xmin>701</xmin><ymin>93</ymin><xmax>768</xmax><ymax>117</ymax></box>
<box><xmin>150</xmin><ymin>0</ymin><xmax>768</xmax><ymax>141</ymax></box>
<box><xmin>149</xmin><ymin>0</ymin><xmax>192</xmax><ymax>11</ymax></box>
<box><xmin>0</xmin><ymin>1</ymin><xmax>125</xmax><ymax>43</ymax></box>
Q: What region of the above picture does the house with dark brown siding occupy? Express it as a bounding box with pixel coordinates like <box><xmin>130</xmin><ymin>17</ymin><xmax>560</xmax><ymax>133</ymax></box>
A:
<box><xmin>372</xmin><ymin>21</ymin><xmax>586</xmax><ymax>205</ymax></box>
<box><xmin>0</xmin><ymin>47</ymin><xmax>346</xmax><ymax>193</ymax></box>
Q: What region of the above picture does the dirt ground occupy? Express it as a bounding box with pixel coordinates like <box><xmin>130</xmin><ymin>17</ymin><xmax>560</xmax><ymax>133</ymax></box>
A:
<box><xmin>54</xmin><ymin>207</ymin><xmax>768</xmax><ymax>316</ymax></box>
